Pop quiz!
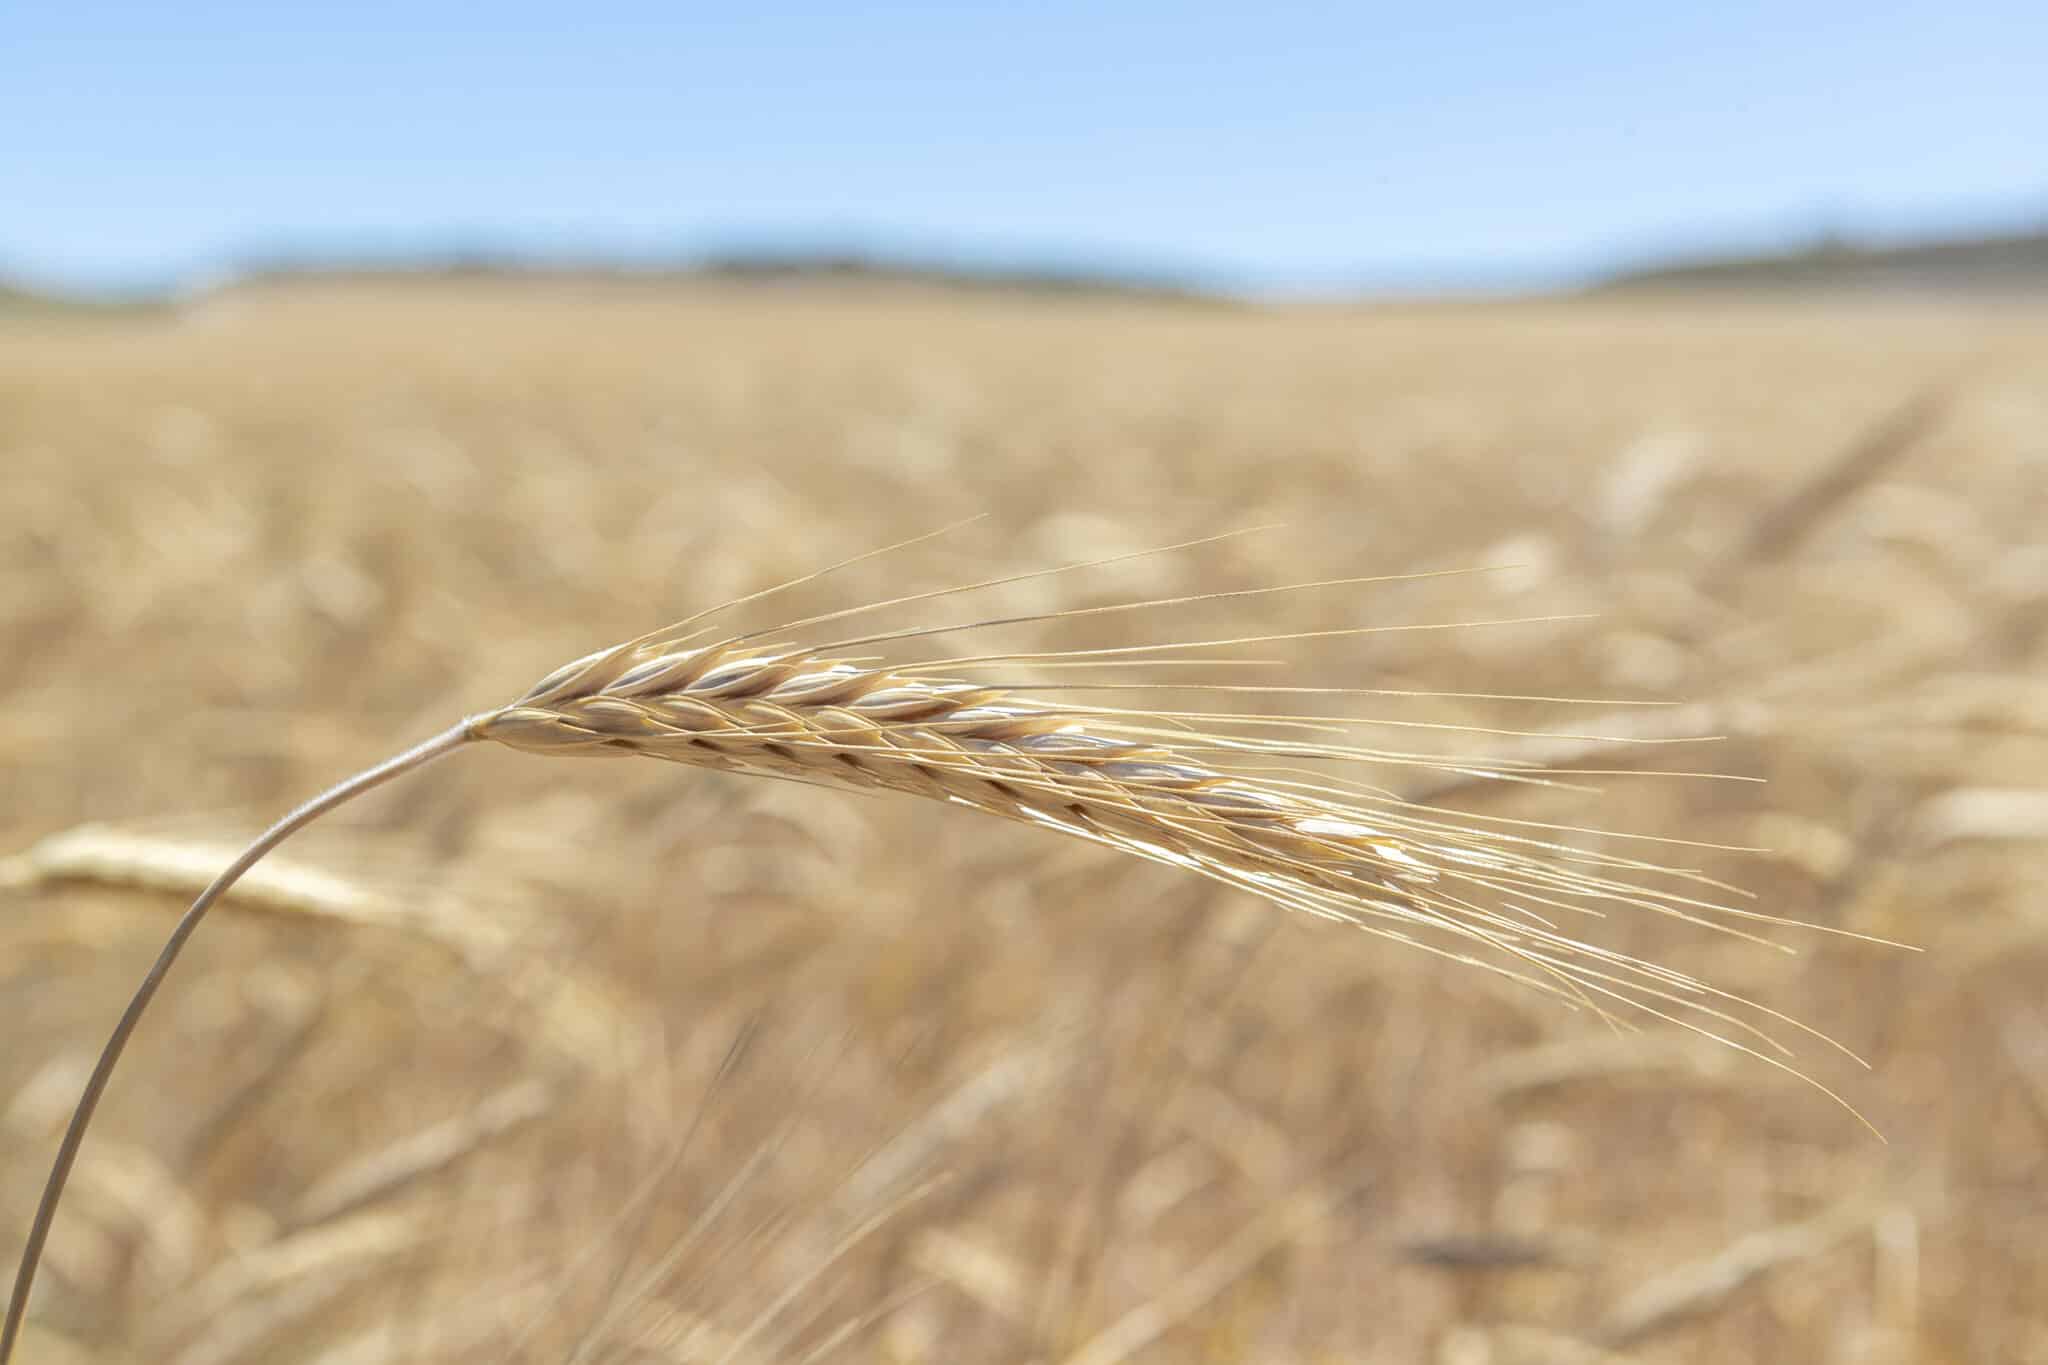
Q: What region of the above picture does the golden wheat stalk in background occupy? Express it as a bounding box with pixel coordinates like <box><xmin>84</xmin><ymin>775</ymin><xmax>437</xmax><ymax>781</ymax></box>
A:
<box><xmin>0</xmin><ymin>531</ymin><xmax>1879</xmax><ymax>1360</ymax></box>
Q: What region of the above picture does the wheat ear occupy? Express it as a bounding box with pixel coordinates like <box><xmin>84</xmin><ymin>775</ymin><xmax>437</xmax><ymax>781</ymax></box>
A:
<box><xmin>473</xmin><ymin>628</ymin><xmax>1885</xmax><ymax>1035</ymax></box>
<box><xmin>3</xmin><ymin>577</ymin><xmax>1865</xmax><ymax>1358</ymax></box>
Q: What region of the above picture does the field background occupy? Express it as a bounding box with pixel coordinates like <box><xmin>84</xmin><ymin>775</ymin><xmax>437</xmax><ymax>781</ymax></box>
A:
<box><xmin>4</xmin><ymin>281</ymin><xmax>2046</xmax><ymax>1362</ymax></box>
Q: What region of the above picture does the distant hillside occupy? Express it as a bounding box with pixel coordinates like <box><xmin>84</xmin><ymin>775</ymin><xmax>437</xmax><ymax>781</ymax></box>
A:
<box><xmin>1598</xmin><ymin>226</ymin><xmax>2048</xmax><ymax>293</ymax></box>
<box><xmin>0</xmin><ymin>279</ymin><xmax>160</xmax><ymax>317</ymax></box>
<box><xmin>693</xmin><ymin>249</ymin><xmax>1227</xmax><ymax>302</ymax></box>
<box><xmin>17</xmin><ymin>226</ymin><xmax>2048</xmax><ymax>309</ymax></box>
<box><xmin>210</xmin><ymin>248</ymin><xmax>1231</xmax><ymax>305</ymax></box>
<box><xmin>0</xmin><ymin>280</ymin><xmax>63</xmax><ymax>311</ymax></box>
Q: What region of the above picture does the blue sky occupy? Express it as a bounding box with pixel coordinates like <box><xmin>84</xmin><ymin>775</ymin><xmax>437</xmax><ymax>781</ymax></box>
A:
<box><xmin>6</xmin><ymin>2</ymin><xmax>2045</xmax><ymax>293</ymax></box>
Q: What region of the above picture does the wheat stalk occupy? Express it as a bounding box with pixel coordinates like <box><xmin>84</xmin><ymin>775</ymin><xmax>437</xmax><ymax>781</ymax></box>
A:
<box><xmin>0</xmin><ymin>545</ymin><xmax>1874</xmax><ymax>1359</ymax></box>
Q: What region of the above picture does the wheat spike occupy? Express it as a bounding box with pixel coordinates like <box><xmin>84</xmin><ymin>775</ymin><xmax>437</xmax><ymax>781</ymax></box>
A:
<box><xmin>473</xmin><ymin>630</ymin><xmax>1838</xmax><ymax>1041</ymax></box>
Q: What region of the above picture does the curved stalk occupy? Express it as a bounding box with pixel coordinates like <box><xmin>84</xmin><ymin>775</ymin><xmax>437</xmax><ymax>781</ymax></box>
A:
<box><xmin>1</xmin><ymin>721</ymin><xmax>477</xmax><ymax>1363</ymax></box>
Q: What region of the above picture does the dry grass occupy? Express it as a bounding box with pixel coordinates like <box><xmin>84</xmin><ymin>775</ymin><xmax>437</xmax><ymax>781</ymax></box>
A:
<box><xmin>4</xmin><ymin>279</ymin><xmax>2047</xmax><ymax>1361</ymax></box>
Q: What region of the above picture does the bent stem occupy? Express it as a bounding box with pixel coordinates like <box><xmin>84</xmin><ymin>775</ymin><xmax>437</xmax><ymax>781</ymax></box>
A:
<box><xmin>0</xmin><ymin>720</ymin><xmax>478</xmax><ymax>1363</ymax></box>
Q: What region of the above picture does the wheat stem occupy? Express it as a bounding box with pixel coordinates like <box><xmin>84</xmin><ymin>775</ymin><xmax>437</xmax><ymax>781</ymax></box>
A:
<box><xmin>0</xmin><ymin>721</ymin><xmax>475</xmax><ymax>1364</ymax></box>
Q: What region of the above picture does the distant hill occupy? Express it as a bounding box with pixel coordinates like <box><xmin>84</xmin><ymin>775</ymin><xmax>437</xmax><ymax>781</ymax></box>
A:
<box><xmin>15</xmin><ymin>226</ymin><xmax>2048</xmax><ymax>310</ymax></box>
<box><xmin>693</xmin><ymin>249</ymin><xmax>1225</xmax><ymax>302</ymax></box>
<box><xmin>1597</xmin><ymin>225</ymin><xmax>2048</xmax><ymax>293</ymax></box>
<box><xmin>0</xmin><ymin>280</ymin><xmax>62</xmax><ymax>311</ymax></box>
<box><xmin>207</xmin><ymin>247</ymin><xmax>1231</xmax><ymax>305</ymax></box>
<box><xmin>0</xmin><ymin>277</ymin><xmax>164</xmax><ymax>316</ymax></box>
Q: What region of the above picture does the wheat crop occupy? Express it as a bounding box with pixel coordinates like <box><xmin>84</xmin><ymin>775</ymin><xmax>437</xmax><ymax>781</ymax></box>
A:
<box><xmin>11</xmin><ymin>284</ymin><xmax>2044</xmax><ymax>1359</ymax></box>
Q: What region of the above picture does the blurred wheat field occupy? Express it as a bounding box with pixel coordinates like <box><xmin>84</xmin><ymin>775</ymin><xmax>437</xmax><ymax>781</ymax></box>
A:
<box><xmin>4</xmin><ymin>280</ymin><xmax>2047</xmax><ymax>1363</ymax></box>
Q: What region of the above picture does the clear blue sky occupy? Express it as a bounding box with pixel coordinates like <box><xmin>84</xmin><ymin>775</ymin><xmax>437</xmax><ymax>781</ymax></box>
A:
<box><xmin>6</xmin><ymin>2</ymin><xmax>2045</xmax><ymax>293</ymax></box>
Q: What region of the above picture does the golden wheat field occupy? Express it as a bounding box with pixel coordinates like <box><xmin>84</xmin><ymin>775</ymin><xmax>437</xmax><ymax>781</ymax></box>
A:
<box><xmin>3</xmin><ymin>280</ymin><xmax>2046</xmax><ymax>1363</ymax></box>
